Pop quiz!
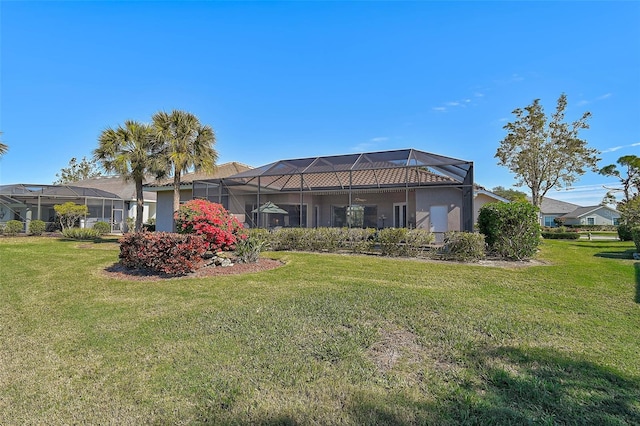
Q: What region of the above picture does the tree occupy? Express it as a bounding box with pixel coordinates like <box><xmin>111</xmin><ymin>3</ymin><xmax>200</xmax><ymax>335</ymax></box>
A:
<box><xmin>0</xmin><ymin>131</ymin><xmax>8</xmax><ymax>158</ymax></box>
<box><xmin>94</xmin><ymin>120</ymin><xmax>165</xmax><ymax>232</ymax></box>
<box><xmin>495</xmin><ymin>93</ymin><xmax>600</xmax><ymax>209</ymax></box>
<box><xmin>54</xmin><ymin>202</ymin><xmax>89</xmax><ymax>230</ymax></box>
<box><xmin>54</xmin><ymin>156</ymin><xmax>103</xmax><ymax>184</ymax></box>
<box><xmin>599</xmin><ymin>154</ymin><xmax>640</xmax><ymax>206</ymax></box>
<box><xmin>152</xmin><ymin>110</ymin><xmax>218</xmax><ymax>228</ymax></box>
<box><xmin>491</xmin><ymin>186</ymin><xmax>528</xmax><ymax>202</ymax></box>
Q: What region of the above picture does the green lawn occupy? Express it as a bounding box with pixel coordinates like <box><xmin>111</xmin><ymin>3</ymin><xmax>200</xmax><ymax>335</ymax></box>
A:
<box><xmin>1</xmin><ymin>237</ymin><xmax>639</xmax><ymax>425</ymax></box>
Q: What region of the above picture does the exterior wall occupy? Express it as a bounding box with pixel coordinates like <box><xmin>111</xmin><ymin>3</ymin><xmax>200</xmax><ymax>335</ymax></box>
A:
<box><xmin>564</xmin><ymin>209</ymin><xmax>621</xmax><ymax>226</ymax></box>
<box><xmin>155</xmin><ymin>189</ymin><xmax>193</xmax><ymax>232</ymax></box>
<box><xmin>415</xmin><ymin>187</ymin><xmax>462</xmax><ymax>233</ymax></box>
<box><xmin>473</xmin><ymin>193</ymin><xmax>502</xmax><ymax>223</ymax></box>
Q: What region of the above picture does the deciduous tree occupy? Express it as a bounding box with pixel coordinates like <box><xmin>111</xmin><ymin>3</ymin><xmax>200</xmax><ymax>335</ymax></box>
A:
<box><xmin>599</xmin><ymin>154</ymin><xmax>640</xmax><ymax>206</ymax></box>
<box><xmin>495</xmin><ymin>93</ymin><xmax>600</xmax><ymax>209</ymax></box>
<box><xmin>491</xmin><ymin>186</ymin><xmax>528</xmax><ymax>202</ymax></box>
<box><xmin>54</xmin><ymin>156</ymin><xmax>102</xmax><ymax>184</ymax></box>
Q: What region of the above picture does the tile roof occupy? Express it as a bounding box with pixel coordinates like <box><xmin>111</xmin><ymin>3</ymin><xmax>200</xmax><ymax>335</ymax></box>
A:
<box><xmin>73</xmin><ymin>175</ymin><xmax>157</xmax><ymax>201</ymax></box>
<box><xmin>145</xmin><ymin>162</ymin><xmax>253</xmax><ymax>188</ymax></box>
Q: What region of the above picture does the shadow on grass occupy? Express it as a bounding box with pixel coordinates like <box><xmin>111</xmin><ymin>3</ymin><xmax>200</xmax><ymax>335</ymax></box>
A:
<box><xmin>193</xmin><ymin>345</ymin><xmax>640</xmax><ymax>425</ymax></box>
<box><xmin>345</xmin><ymin>346</ymin><xmax>640</xmax><ymax>425</ymax></box>
<box><xmin>595</xmin><ymin>248</ymin><xmax>637</xmax><ymax>260</ymax></box>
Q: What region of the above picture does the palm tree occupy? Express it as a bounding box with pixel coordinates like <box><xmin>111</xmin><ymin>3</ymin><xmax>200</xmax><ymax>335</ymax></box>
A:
<box><xmin>152</xmin><ymin>110</ymin><xmax>218</xmax><ymax>227</ymax></box>
<box><xmin>0</xmin><ymin>132</ymin><xmax>8</xmax><ymax>157</ymax></box>
<box><xmin>94</xmin><ymin>120</ymin><xmax>165</xmax><ymax>232</ymax></box>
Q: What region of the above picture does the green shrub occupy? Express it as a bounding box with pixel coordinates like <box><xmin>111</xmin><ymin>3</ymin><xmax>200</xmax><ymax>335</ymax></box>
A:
<box><xmin>119</xmin><ymin>231</ymin><xmax>208</xmax><ymax>275</ymax></box>
<box><xmin>477</xmin><ymin>201</ymin><xmax>540</xmax><ymax>260</ymax></box>
<box><xmin>61</xmin><ymin>227</ymin><xmax>101</xmax><ymax>240</ymax></box>
<box><xmin>541</xmin><ymin>232</ymin><xmax>581</xmax><ymax>240</ymax></box>
<box><xmin>617</xmin><ymin>224</ymin><xmax>633</xmax><ymax>241</ymax></box>
<box><xmin>346</xmin><ymin>228</ymin><xmax>376</xmax><ymax>253</ymax></box>
<box><xmin>378</xmin><ymin>228</ymin><xmax>409</xmax><ymax>256</ymax></box>
<box><xmin>4</xmin><ymin>220</ymin><xmax>24</xmax><ymax>236</ymax></box>
<box><xmin>631</xmin><ymin>226</ymin><xmax>640</xmax><ymax>252</ymax></box>
<box><xmin>92</xmin><ymin>221</ymin><xmax>111</xmax><ymax>236</ymax></box>
<box><xmin>235</xmin><ymin>235</ymin><xmax>268</xmax><ymax>263</ymax></box>
<box><xmin>28</xmin><ymin>220</ymin><xmax>46</xmax><ymax>236</ymax></box>
<box><xmin>405</xmin><ymin>229</ymin><xmax>435</xmax><ymax>257</ymax></box>
<box><xmin>312</xmin><ymin>227</ymin><xmax>345</xmax><ymax>252</ymax></box>
<box><xmin>269</xmin><ymin>228</ymin><xmax>308</xmax><ymax>251</ymax></box>
<box><xmin>439</xmin><ymin>231</ymin><xmax>486</xmax><ymax>262</ymax></box>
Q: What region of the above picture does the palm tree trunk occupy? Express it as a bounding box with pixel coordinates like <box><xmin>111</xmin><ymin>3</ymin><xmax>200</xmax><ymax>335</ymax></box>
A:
<box><xmin>173</xmin><ymin>167</ymin><xmax>181</xmax><ymax>232</ymax></box>
<box><xmin>135</xmin><ymin>179</ymin><xmax>145</xmax><ymax>232</ymax></box>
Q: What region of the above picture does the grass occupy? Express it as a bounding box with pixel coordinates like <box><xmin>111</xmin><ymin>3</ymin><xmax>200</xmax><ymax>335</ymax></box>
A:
<box><xmin>1</xmin><ymin>237</ymin><xmax>639</xmax><ymax>425</ymax></box>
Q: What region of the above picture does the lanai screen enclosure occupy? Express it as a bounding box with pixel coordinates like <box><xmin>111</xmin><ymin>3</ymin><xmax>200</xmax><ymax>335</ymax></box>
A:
<box><xmin>0</xmin><ymin>184</ymin><xmax>126</xmax><ymax>232</ymax></box>
<box><xmin>193</xmin><ymin>149</ymin><xmax>475</xmax><ymax>232</ymax></box>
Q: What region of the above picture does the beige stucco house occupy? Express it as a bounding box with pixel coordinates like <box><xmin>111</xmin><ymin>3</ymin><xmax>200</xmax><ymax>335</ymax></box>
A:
<box><xmin>148</xmin><ymin>149</ymin><xmax>505</xmax><ymax>236</ymax></box>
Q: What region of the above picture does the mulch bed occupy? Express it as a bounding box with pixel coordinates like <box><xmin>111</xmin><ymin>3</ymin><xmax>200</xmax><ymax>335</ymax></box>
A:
<box><xmin>103</xmin><ymin>257</ymin><xmax>284</xmax><ymax>281</ymax></box>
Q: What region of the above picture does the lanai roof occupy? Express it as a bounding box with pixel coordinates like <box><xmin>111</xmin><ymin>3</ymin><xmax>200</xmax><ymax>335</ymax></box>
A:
<box><xmin>220</xmin><ymin>148</ymin><xmax>472</xmax><ymax>192</ymax></box>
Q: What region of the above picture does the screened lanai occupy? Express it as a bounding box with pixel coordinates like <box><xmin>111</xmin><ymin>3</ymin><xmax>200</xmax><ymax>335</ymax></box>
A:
<box><xmin>0</xmin><ymin>184</ymin><xmax>126</xmax><ymax>232</ymax></box>
<box><xmin>199</xmin><ymin>149</ymin><xmax>475</xmax><ymax>232</ymax></box>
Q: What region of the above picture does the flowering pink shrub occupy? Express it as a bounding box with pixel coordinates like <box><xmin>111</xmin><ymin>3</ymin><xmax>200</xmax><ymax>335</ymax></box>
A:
<box><xmin>119</xmin><ymin>231</ymin><xmax>208</xmax><ymax>275</ymax></box>
<box><xmin>174</xmin><ymin>199</ymin><xmax>245</xmax><ymax>252</ymax></box>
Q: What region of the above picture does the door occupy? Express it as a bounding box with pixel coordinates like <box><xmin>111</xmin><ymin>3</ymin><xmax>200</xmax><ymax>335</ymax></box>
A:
<box><xmin>430</xmin><ymin>205</ymin><xmax>448</xmax><ymax>242</ymax></box>
<box><xmin>111</xmin><ymin>209</ymin><xmax>124</xmax><ymax>233</ymax></box>
<box><xmin>393</xmin><ymin>203</ymin><xmax>407</xmax><ymax>228</ymax></box>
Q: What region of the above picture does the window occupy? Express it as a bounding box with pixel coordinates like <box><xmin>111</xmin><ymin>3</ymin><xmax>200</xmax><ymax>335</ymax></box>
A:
<box><xmin>586</xmin><ymin>217</ymin><xmax>595</xmax><ymax>225</ymax></box>
<box><xmin>613</xmin><ymin>217</ymin><xmax>620</xmax><ymax>226</ymax></box>
<box><xmin>332</xmin><ymin>205</ymin><xmax>377</xmax><ymax>228</ymax></box>
<box><xmin>544</xmin><ymin>216</ymin><xmax>556</xmax><ymax>227</ymax></box>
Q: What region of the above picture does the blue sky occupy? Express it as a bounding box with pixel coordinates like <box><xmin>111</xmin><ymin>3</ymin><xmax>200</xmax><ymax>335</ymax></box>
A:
<box><xmin>1</xmin><ymin>1</ymin><xmax>639</xmax><ymax>206</ymax></box>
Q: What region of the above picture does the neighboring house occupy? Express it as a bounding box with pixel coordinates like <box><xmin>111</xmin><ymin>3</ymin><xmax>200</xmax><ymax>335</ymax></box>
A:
<box><xmin>149</xmin><ymin>149</ymin><xmax>504</xmax><ymax>236</ymax></box>
<box><xmin>534</xmin><ymin>196</ymin><xmax>621</xmax><ymax>227</ymax></box>
<box><xmin>559</xmin><ymin>205</ymin><xmax>621</xmax><ymax>226</ymax></box>
<box><xmin>533</xmin><ymin>197</ymin><xmax>581</xmax><ymax>227</ymax></box>
<box><xmin>72</xmin><ymin>175</ymin><xmax>157</xmax><ymax>229</ymax></box>
<box><xmin>145</xmin><ymin>162</ymin><xmax>253</xmax><ymax>232</ymax></box>
<box><xmin>0</xmin><ymin>183</ymin><xmax>126</xmax><ymax>232</ymax></box>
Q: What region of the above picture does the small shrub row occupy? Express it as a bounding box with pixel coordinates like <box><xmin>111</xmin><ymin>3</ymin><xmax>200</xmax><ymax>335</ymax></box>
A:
<box><xmin>92</xmin><ymin>221</ymin><xmax>111</xmax><ymax>235</ymax></box>
<box><xmin>265</xmin><ymin>227</ymin><xmax>434</xmax><ymax>257</ymax></box>
<box><xmin>62</xmin><ymin>227</ymin><xmax>101</xmax><ymax>240</ymax></box>
<box><xmin>28</xmin><ymin>220</ymin><xmax>46</xmax><ymax>235</ymax></box>
<box><xmin>2</xmin><ymin>220</ymin><xmax>24</xmax><ymax>236</ymax></box>
<box><xmin>439</xmin><ymin>231</ymin><xmax>486</xmax><ymax>262</ymax></box>
<box><xmin>119</xmin><ymin>231</ymin><xmax>208</xmax><ymax>275</ymax></box>
<box><xmin>541</xmin><ymin>231</ymin><xmax>581</xmax><ymax>240</ymax></box>
<box><xmin>565</xmin><ymin>224</ymin><xmax>618</xmax><ymax>231</ymax></box>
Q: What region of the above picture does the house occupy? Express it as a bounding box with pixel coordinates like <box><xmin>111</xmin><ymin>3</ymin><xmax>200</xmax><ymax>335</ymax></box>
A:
<box><xmin>534</xmin><ymin>197</ymin><xmax>582</xmax><ymax>227</ymax></box>
<box><xmin>149</xmin><ymin>149</ymin><xmax>505</xmax><ymax>236</ymax></box>
<box><xmin>559</xmin><ymin>205</ymin><xmax>621</xmax><ymax>226</ymax></box>
<box><xmin>535</xmin><ymin>197</ymin><xmax>621</xmax><ymax>227</ymax></box>
<box><xmin>145</xmin><ymin>162</ymin><xmax>253</xmax><ymax>232</ymax></box>
<box><xmin>0</xmin><ymin>183</ymin><xmax>126</xmax><ymax>232</ymax></box>
<box><xmin>72</xmin><ymin>175</ymin><xmax>157</xmax><ymax>229</ymax></box>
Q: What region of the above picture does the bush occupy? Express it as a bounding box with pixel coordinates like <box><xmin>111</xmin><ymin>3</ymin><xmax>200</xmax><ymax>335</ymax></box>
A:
<box><xmin>269</xmin><ymin>227</ymin><xmax>308</xmax><ymax>251</ymax></box>
<box><xmin>175</xmin><ymin>199</ymin><xmax>245</xmax><ymax>252</ymax></box>
<box><xmin>4</xmin><ymin>220</ymin><xmax>24</xmax><ymax>236</ymax></box>
<box><xmin>439</xmin><ymin>231</ymin><xmax>486</xmax><ymax>262</ymax></box>
<box><xmin>541</xmin><ymin>231</ymin><xmax>581</xmax><ymax>240</ymax></box>
<box><xmin>377</xmin><ymin>228</ymin><xmax>408</xmax><ymax>256</ymax></box>
<box><xmin>477</xmin><ymin>201</ymin><xmax>540</xmax><ymax>260</ymax></box>
<box><xmin>631</xmin><ymin>226</ymin><xmax>640</xmax><ymax>252</ymax></box>
<box><xmin>618</xmin><ymin>224</ymin><xmax>633</xmax><ymax>241</ymax></box>
<box><xmin>54</xmin><ymin>202</ymin><xmax>89</xmax><ymax>230</ymax></box>
<box><xmin>119</xmin><ymin>231</ymin><xmax>208</xmax><ymax>275</ymax></box>
<box><xmin>62</xmin><ymin>227</ymin><xmax>101</xmax><ymax>240</ymax></box>
<box><xmin>235</xmin><ymin>235</ymin><xmax>268</xmax><ymax>263</ymax></box>
<box><xmin>346</xmin><ymin>228</ymin><xmax>377</xmax><ymax>253</ymax></box>
<box><xmin>28</xmin><ymin>220</ymin><xmax>46</xmax><ymax>235</ymax></box>
<box><xmin>92</xmin><ymin>221</ymin><xmax>111</xmax><ymax>236</ymax></box>
<box><xmin>405</xmin><ymin>229</ymin><xmax>435</xmax><ymax>257</ymax></box>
